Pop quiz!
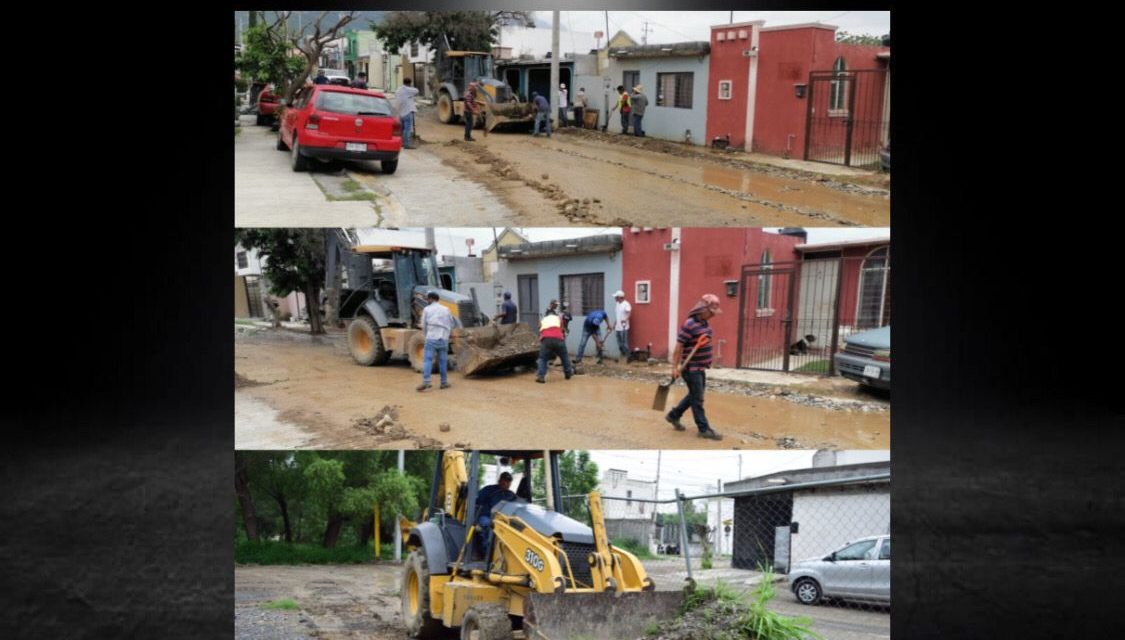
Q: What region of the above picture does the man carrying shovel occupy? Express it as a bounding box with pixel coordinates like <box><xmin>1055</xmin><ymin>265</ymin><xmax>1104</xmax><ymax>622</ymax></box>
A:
<box><xmin>664</xmin><ymin>294</ymin><xmax>723</xmax><ymax>440</ymax></box>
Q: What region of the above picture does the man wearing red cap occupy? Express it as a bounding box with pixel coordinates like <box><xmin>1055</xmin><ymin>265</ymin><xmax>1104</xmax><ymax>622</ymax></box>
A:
<box><xmin>666</xmin><ymin>294</ymin><xmax>723</xmax><ymax>440</ymax></box>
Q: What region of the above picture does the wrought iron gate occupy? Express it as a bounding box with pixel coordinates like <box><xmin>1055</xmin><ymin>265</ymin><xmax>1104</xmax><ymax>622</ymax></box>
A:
<box><xmin>804</xmin><ymin>68</ymin><xmax>889</xmax><ymax>169</ymax></box>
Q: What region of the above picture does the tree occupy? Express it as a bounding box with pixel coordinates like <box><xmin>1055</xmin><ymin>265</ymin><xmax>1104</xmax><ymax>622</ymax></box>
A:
<box><xmin>236</xmin><ymin>229</ymin><xmax>327</xmax><ymax>334</ymax></box>
<box><xmin>235</xmin><ymin>452</ymin><xmax>260</xmax><ymax>542</ymax></box>
<box><xmin>534</xmin><ymin>451</ymin><xmax>599</xmax><ymax>522</ymax></box>
<box><xmin>235</xmin><ymin>22</ymin><xmax>306</xmax><ymax>92</ymax></box>
<box><xmin>835</xmin><ymin>31</ymin><xmax>885</xmax><ymax>46</ymax></box>
<box><xmin>237</xmin><ymin>11</ymin><xmax>365</xmax><ymax>102</ymax></box>
<box><xmin>373</xmin><ymin>11</ymin><xmax>532</xmax><ymax>57</ymax></box>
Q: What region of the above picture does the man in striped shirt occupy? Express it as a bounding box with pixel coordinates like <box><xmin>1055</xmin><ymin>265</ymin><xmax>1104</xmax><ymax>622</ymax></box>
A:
<box><xmin>666</xmin><ymin>294</ymin><xmax>723</xmax><ymax>440</ymax></box>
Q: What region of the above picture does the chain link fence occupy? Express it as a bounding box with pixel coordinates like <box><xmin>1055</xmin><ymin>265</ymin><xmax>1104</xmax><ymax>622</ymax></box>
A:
<box><xmin>562</xmin><ymin>471</ymin><xmax>890</xmax><ymax>640</ymax></box>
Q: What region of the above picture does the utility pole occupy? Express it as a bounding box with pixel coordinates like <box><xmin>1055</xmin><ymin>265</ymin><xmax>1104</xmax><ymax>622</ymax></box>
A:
<box><xmin>651</xmin><ymin>451</ymin><xmax>662</xmax><ymax>551</ymax></box>
<box><xmin>394</xmin><ymin>450</ymin><xmax>404</xmax><ymax>562</ymax></box>
<box><xmin>738</xmin><ymin>454</ymin><xmax>742</xmax><ymax>481</ymax></box>
<box><xmin>550</xmin><ymin>11</ymin><xmax>560</xmax><ymax>131</ymax></box>
<box><xmin>717</xmin><ymin>479</ymin><xmax>723</xmax><ymax>555</ymax></box>
<box><xmin>641</xmin><ymin>22</ymin><xmax>653</xmax><ymax>45</ymax></box>
<box><xmin>424</xmin><ymin>228</ymin><xmax>436</xmax><ymax>251</ymax></box>
<box><xmin>604</xmin><ymin>11</ymin><xmax>611</xmax><ymax>128</ymax></box>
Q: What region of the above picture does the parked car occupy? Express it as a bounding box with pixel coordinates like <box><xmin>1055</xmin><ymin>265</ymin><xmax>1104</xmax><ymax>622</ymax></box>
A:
<box><xmin>833</xmin><ymin>325</ymin><xmax>890</xmax><ymax>390</ymax></box>
<box><xmin>788</xmin><ymin>535</ymin><xmax>890</xmax><ymax>606</ymax></box>
<box><xmin>879</xmin><ymin>140</ymin><xmax>890</xmax><ymax>172</ymax></box>
<box><xmin>255</xmin><ymin>86</ymin><xmax>281</xmax><ymax>126</ymax></box>
<box><xmin>277</xmin><ymin>85</ymin><xmax>402</xmax><ymax>174</ymax></box>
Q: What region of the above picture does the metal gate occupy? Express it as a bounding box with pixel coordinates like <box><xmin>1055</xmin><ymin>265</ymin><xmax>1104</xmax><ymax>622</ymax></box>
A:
<box><xmin>737</xmin><ymin>263</ymin><xmax>797</xmax><ymax>371</ymax></box>
<box><xmin>517</xmin><ymin>274</ymin><xmax>539</xmax><ymax>326</ymax></box>
<box><xmin>737</xmin><ymin>253</ymin><xmax>891</xmax><ymax>374</ymax></box>
<box><xmin>244</xmin><ymin>275</ymin><xmax>264</xmax><ymax>318</ymax></box>
<box><xmin>804</xmin><ymin>68</ymin><xmax>889</xmax><ymax>169</ymax></box>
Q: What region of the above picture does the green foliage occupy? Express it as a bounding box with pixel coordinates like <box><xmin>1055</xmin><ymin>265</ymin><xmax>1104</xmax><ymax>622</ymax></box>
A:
<box><xmin>235</xmin><ymin>229</ymin><xmax>327</xmax><ymax>319</ymax></box>
<box><xmin>237</xmin><ymin>23</ymin><xmax>306</xmax><ymax>87</ymax></box>
<box><xmin>612</xmin><ymin>537</ymin><xmax>657</xmax><ymax>560</ymax></box>
<box><xmin>236</xmin><ymin>540</ymin><xmax>376</xmax><ymax>564</ymax></box>
<box><xmin>676</xmin><ymin>572</ymin><xmax>822</xmax><ymax>640</ymax></box>
<box><xmin>265</xmin><ymin>598</ymin><xmax>299</xmax><ymax>610</ymax></box>
<box><xmin>373</xmin><ymin>11</ymin><xmax>531</xmax><ymax>54</ymax></box>
<box><xmin>534</xmin><ymin>451</ymin><xmax>599</xmax><ymax>522</ymax></box>
<box><xmin>835</xmin><ymin>31</ymin><xmax>885</xmax><ymax>46</ymax></box>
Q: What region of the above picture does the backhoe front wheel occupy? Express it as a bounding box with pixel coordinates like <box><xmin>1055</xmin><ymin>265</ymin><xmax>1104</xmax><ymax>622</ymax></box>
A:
<box><xmin>347</xmin><ymin>316</ymin><xmax>389</xmax><ymax>366</ymax></box>
<box><xmin>460</xmin><ymin>603</ymin><xmax>513</xmax><ymax>640</ymax></box>
<box><xmin>437</xmin><ymin>92</ymin><xmax>457</xmax><ymax>124</ymax></box>
<box><xmin>402</xmin><ymin>550</ymin><xmax>445</xmax><ymax>639</ymax></box>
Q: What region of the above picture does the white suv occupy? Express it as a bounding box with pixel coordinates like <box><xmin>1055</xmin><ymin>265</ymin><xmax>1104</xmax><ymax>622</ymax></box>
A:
<box><xmin>787</xmin><ymin>535</ymin><xmax>890</xmax><ymax>606</ymax></box>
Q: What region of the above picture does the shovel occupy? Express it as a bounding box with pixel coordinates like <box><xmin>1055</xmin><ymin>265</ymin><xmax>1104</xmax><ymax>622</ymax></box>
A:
<box><xmin>652</xmin><ymin>336</ymin><xmax>709</xmax><ymax>411</ymax></box>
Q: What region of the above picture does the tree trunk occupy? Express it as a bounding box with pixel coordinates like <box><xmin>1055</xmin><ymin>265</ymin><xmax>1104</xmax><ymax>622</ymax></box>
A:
<box><xmin>235</xmin><ymin>453</ymin><xmax>260</xmax><ymax>542</ymax></box>
<box><xmin>359</xmin><ymin>517</ymin><xmax>375</xmax><ymax>547</ymax></box>
<box><xmin>278</xmin><ymin>496</ymin><xmax>293</xmax><ymax>543</ymax></box>
<box><xmin>305</xmin><ymin>283</ymin><xmax>324</xmax><ymax>335</ymax></box>
<box><xmin>323</xmin><ymin>514</ymin><xmax>346</xmax><ymax>548</ymax></box>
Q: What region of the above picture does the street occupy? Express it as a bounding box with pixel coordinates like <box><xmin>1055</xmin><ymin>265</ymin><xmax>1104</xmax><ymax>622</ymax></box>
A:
<box><xmin>234</xmin><ymin>327</ymin><xmax>889</xmax><ymax>451</ymax></box>
<box><xmin>234</xmin><ymin>108</ymin><xmax>889</xmax><ymax>228</ymax></box>
<box><xmin>235</xmin><ymin>563</ymin><xmax>889</xmax><ymax>640</ymax></box>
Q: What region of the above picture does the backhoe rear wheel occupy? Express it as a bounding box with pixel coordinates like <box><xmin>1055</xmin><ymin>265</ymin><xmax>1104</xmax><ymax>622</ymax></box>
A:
<box><xmin>348</xmin><ymin>315</ymin><xmax>390</xmax><ymax>366</ymax></box>
<box><xmin>438</xmin><ymin>92</ymin><xmax>457</xmax><ymax>124</ymax></box>
<box><xmin>402</xmin><ymin>550</ymin><xmax>445</xmax><ymax>639</ymax></box>
<box><xmin>460</xmin><ymin>603</ymin><xmax>513</xmax><ymax>640</ymax></box>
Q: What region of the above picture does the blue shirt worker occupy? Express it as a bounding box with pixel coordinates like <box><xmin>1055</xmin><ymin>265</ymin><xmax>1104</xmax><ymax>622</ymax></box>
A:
<box><xmin>417</xmin><ymin>291</ymin><xmax>460</xmax><ymax>392</ymax></box>
<box><xmin>531</xmin><ymin>91</ymin><xmax>552</xmax><ymax>137</ymax></box>
<box><xmin>665</xmin><ymin>294</ymin><xmax>723</xmax><ymax>440</ymax></box>
<box><xmin>574</xmin><ymin>308</ymin><xmax>610</xmax><ymax>365</ymax></box>
<box><xmin>476</xmin><ymin>472</ymin><xmax>516</xmax><ymax>556</ymax></box>
<box><xmin>494</xmin><ymin>291</ymin><xmax>518</xmax><ymax>324</ymax></box>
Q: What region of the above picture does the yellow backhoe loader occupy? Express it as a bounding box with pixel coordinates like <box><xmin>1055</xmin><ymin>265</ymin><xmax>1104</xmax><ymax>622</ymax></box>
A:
<box><xmin>402</xmin><ymin>450</ymin><xmax>683</xmax><ymax>640</ymax></box>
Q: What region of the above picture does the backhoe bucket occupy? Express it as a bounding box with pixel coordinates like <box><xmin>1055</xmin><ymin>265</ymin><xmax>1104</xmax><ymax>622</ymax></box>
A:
<box><xmin>455</xmin><ymin>322</ymin><xmax>541</xmax><ymax>376</ymax></box>
<box><xmin>523</xmin><ymin>591</ymin><xmax>684</xmax><ymax>640</ymax></box>
<box><xmin>484</xmin><ymin>102</ymin><xmax>535</xmax><ymax>133</ymax></box>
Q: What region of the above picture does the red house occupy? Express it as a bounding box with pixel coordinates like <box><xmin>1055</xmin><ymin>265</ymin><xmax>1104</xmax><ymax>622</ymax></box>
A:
<box><xmin>622</xmin><ymin>228</ymin><xmax>890</xmax><ymax>374</ymax></box>
<box><xmin>705</xmin><ymin>22</ymin><xmax>889</xmax><ymax>168</ymax></box>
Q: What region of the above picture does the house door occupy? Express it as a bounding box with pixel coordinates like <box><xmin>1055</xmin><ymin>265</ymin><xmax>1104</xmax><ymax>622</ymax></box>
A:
<box><xmin>737</xmin><ymin>262</ymin><xmax>797</xmax><ymax>371</ymax></box>
<box><xmin>245</xmin><ymin>275</ymin><xmax>264</xmax><ymax>318</ymax></box>
<box><xmin>517</xmin><ymin>274</ymin><xmax>539</xmax><ymax>326</ymax></box>
<box><xmin>792</xmin><ymin>257</ymin><xmax>840</xmax><ymax>374</ymax></box>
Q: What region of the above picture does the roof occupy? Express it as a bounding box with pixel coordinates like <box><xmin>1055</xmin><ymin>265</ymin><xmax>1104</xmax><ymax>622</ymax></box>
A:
<box><xmin>483</xmin><ymin>228</ymin><xmax>530</xmax><ymax>255</ymax></box>
<box><xmin>795</xmin><ymin>236</ymin><xmax>890</xmax><ymax>252</ymax></box>
<box><xmin>351</xmin><ymin>244</ymin><xmax>431</xmax><ymax>255</ymax></box>
<box><xmin>498</xmin><ymin>234</ymin><xmax>622</xmax><ymax>260</ymax></box>
<box><xmin>760</xmin><ymin>22</ymin><xmax>839</xmax><ymax>33</ymax></box>
<box><xmin>445</xmin><ymin>50</ymin><xmax>491</xmax><ymax>57</ymax></box>
<box><xmin>725</xmin><ymin>460</ymin><xmax>890</xmax><ymax>493</ymax></box>
<box><xmin>609</xmin><ymin>41</ymin><xmax>710</xmax><ymax>59</ymax></box>
<box><xmin>710</xmin><ymin>20</ymin><xmax>765</xmax><ymax>30</ymax></box>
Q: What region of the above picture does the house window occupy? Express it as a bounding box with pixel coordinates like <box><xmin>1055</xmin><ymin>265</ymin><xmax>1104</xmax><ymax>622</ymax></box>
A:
<box><xmin>830</xmin><ymin>57</ymin><xmax>848</xmax><ymax>112</ymax></box>
<box><xmin>656</xmin><ymin>72</ymin><xmax>693</xmax><ymax>109</ymax></box>
<box><xmin>757</xmin><ymin>249</ymin><xmax>773</xmax><ymax>315</ymax></box>
<box><xmin>410</xmin><ymin>41</ymin><xmax>419</xmax><ymax>58</ymax></box>
<box><xmin>559</xmin><ymin>273</ymin><xmax>605</xmax><ymax>316</ymax></box>
<box><xmin>236</xmin><ymin>251</ymin><xmax>248</xmax><ymax>269</ymax></box>
<box><xmin>718</xmin><ymin>80</ymin><xmax>733</xmax><ymax>100</ymax></box>
<box><xmin>635</xmin><ymin>280</ymin><xmax>651</xmax><ymax>304</ymax></box>
<box><xmin>857</xmin><ymin>246</ymin><xmax>890</xmax><ymax>329</ymax></box>
<box><xmin>622</xmin><ymin>70</ymin><xmax>640</xmax><ymax>92</ymax></box>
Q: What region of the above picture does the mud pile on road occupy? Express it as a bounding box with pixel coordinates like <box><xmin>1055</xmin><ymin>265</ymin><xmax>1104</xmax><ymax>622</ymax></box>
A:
<box><xmin>235</xmin><ymin>372</ymin><xmax>267</xmax><ymax>389</ymax></box>
<box><xmin>446</xmin><ymin>139</ymin><xmax>615</xmax><ymax>224</ymax></box>
<box><xmin>646</xmin><ymin>582</ymin><xmax>816</xmax><ymax>640</ymax></box>
<box><xmin>354</xmin><ymin>405</ymin><xmax>407</xmax><ymax>440</ymax></box>
<box><xmin>559</xmin><ymin>127</ymin><xmax>890</xmax><ymax>194</ymax></box>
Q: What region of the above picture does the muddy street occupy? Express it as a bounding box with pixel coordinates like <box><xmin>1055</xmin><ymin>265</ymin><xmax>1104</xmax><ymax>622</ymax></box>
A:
<box><xmin>395</xmin><ymin>107</ymin><xmax>889</xmax><ymax>227</ymax></box>
<box><xmin>234</xmin><ymin>329</ymin><xmax>889</xmax><ymax>451</ymax></box>
<box><xmin>235</xmin><ymin>563</ymin><xmax>889</xmax><ymax>640</ymax></box>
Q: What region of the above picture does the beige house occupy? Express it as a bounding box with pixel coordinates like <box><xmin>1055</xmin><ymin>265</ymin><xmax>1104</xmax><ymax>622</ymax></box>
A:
<box><xmin>480</xmin><ymin>228</ymin><xmax>530</xmax><ymax>282</ymax></box>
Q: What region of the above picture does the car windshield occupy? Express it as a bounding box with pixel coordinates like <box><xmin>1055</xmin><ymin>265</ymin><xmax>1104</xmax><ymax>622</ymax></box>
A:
<box><xmin>316</xmin><ymin>91</ymin><xmax>393</xmax><ymax>116</ymax></box>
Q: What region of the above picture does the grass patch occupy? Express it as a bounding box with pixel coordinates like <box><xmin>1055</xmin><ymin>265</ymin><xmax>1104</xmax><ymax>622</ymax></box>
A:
<box><xmin>612</xmin><ymin>537</ymin><xmax>657</xmax><ymax>560</ymax></box>
<box><xmin>325</xmin><ymin>191</ymin><xmax>377</xmax><ymax>202</ymax></box>
<box><xmin>658</xmin><ymin>569</ymin><xmax>821</xmax><ymax>640</ymax></box>
<box><xmin>793</xmin><ymin>359</ymin><xmax>831</xmax><ymax>374</ymax></box>
<box><xmin>341</xmin><ymin>179</ymin><xmax>361</xmax><ymax>192</ymax></box>
<box><xmin>264</xmin><ymin>598</ymin><xmax>299</xmax><ymax>610</ymax></box>
<box><xmin>236</xmin><ymin>540</ymin><xmax>392</xmax><ymax>565</ymax></box>
<box><xmin>235</xmin><ymin>318</ymin><xmax>257</xmax><ymax>326</ymax></box>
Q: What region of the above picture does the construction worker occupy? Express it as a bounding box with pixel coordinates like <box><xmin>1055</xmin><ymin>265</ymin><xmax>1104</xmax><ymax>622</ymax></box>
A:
<box><xmin>417</xmin><ymin>291</ymin><xmax>460</xmax><ymax>392</ymax></box>
<box><xmin>475</xmin><ymin>471</ymin><xmax>516</xmax><ymax>556</ymax></box>
<box><xmin>612</xmin><ymin>290</ymin><xmax>632</xmax><ymax>359</ymax></box>
<box><xmin>493</xmin><ymin>291</ymin><xmax>518</xmax><ymax>324</ymax></box>
<box><xmin>573</xmin><ymin>87</ymin><xmax>587</xmax><ymax>129</ymax></box>
<box><xmin>463</xmin><ymin>82</ymin><xmax>482</xmax><ymax>141</ymax></box>
<box><xmin>536</xmin><ymin>301</ymin><xmax>573</xmax><ymax>383</ymax></box>
<box><xmin>574</xmin><ymin>308</ymin><xmax>610</xmax><ymax>365</ymax></box>
<box><xmin>558</xmin><ymin>83</ymin><xmax>569</xmax><ymax>127</ymax></box>
<box><xmin>630</xmin><ymin>85</ymin><xmax>648</xmax><ymax>137</ymax></box>
<box><xmin>394</xmin><ymin>77</ymin><xmax>419</xmax><ymax>148</ymax></box>
<box><xmin>351</xmin><ymin>72</ymin><xmax>368</xmax><ymax>89</ymax></box>
<box><xmin>531</xmin><ymin>91</ymin><xmax>551</xmax><ymax>137</ymax></box>
<box><xmin>666</xmin><ymin>294</ymin><xmax>723</xmax><ymax>440</ymax></box>
<box><xmin>608</xmin><ymin>85</ymin><xmax>631</xmax><ymax>134</ymax></box>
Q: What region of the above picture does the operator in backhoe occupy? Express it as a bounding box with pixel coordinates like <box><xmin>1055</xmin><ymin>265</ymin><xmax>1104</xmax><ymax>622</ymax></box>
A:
<box><xmin>475</xmin><ymin>471</ymin><xmax>516</xmax><ymax>557</ymax></box>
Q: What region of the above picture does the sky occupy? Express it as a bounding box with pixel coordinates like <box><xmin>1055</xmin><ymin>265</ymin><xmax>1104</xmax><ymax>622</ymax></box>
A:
<box><xmin>537</xmin><ymin>11</ymin><xmax>890</xmax><ymax>45</ymax></box>
<box><xmin>370</xmin><ymin>227</ymin><xmax>889</xmax><ymax>259</ymax></box>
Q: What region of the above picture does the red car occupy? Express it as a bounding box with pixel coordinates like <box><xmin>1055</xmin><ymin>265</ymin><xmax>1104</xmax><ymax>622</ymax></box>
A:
<box><xmin>255</xmin><ymin>87</ymin><xmax>280</xmax><ymax>126</ymax></box>
<box><xmin>277</xmin><ymin>85</ymin><xmax>402</xmax><ymax>174</ymax></box>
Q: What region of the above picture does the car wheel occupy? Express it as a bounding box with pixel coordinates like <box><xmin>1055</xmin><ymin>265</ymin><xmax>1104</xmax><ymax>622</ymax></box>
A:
<box><xmin>381</xmin><ymin>159</ymin><xmax>398</xmax><ymax>175</ymax></box>
<box><xmin>255</xmin><ymin>114</ymin><xmax>266</xmax><ymax>126</ymax></box>
<box><xmin>794</xmin><ymin>578</ymin><xmax>822</xmax><ymax>605</ymax></box>
<box><xmin>291</xmin><ymin>136</ymin><xmax>309</xmax><ymax>172</ymax></box>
